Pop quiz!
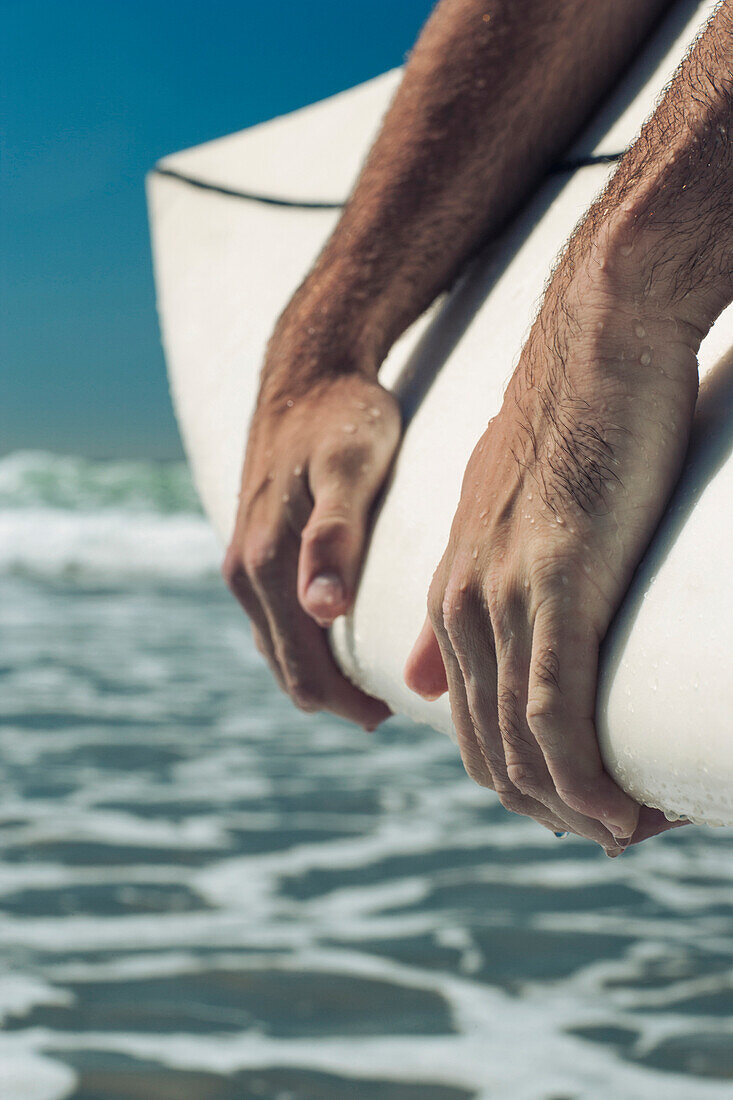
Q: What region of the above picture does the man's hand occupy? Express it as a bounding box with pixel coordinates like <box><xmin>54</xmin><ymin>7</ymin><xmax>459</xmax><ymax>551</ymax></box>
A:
<box><xmin>224</xmin><ymin>360</ymin><xmax>399</xmax><ymax>728</ymax></box>
<box><xmin>406</xmin><ymin>0</ymin><xmax>733</xmax><ymax>849</ymax></box>
<box><xmin>405</xmin><ymin>253</ymin><xmax>701</xmax><ymax>853</ymax></box>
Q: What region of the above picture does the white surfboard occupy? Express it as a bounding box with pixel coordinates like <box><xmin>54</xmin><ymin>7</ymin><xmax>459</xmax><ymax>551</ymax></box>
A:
<box><xmin>148</xmin><ymin>0</ymin><xmax>733</xmax><ymax>826</ymax></box>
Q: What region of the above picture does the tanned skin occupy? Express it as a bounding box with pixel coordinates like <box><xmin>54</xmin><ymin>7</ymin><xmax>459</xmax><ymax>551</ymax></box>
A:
<box><xmin>225</xmin><ymin>0</ymin><xmax>733</xmax><ymax>853</ymax></box>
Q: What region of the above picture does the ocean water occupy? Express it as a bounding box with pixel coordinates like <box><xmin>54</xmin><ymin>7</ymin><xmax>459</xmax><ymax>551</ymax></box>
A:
<box><xmin>2</xmin><ymin>451</ymin><xmax>733</xmax><ymax>1100</ymax></box>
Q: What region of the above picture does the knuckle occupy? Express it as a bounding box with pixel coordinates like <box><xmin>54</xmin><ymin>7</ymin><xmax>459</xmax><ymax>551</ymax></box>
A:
<box><xmin>324</xmin><ymin>440</ymin><xmax>372</xmax><ymax>480</ymax></box>
<box><xmin>496</xmin><ymin>684</ymin><xmax>525</xmax><ymax>744</ymax></box>
<box><xmin>462</xmin><ymin>756</ymin><xmax>493</xmax><ymax>789</ymax></box>
<box><xmin>525</xmin><ymin>696</ymin><xmax>564</xmax><ymax>744</ymax></box>
<box><xmin>302</xmin><ymin>513</ymin><xmax>353</xmax><ymax>548</ymax></box>
<box><xmin>285</xmin><ymin>675</ymin><xmax>324</xmax><ymax>713</ymax></box>
<box><xmin>441</xmin><ymin>576</ymin><xmax>481</xmax><ymax>643</ymax></box>
<box><xmin>530</xmin><ymin>564</ymin><xmax>585</xmax><ymax>611</ymax></box>
<box><xmin>505</xmin><ymin>760</ymin><xmax>545</xmax><ymax>800</ymax></box>
<box><xmin>441</xmin><ymin>585</ymin><xmax>462</xmax><ymax>637</ymax></box>
<box><xmin>221</xmin><ymin>547</ymin><xmax>247</xmax><ymax>593</ymax></box>
<box><xmin>532</xmin><ymin>645</ymin><xmax>561</xmax><ymax>691</ymax></box>
<box><xmin>486</xmin><ymin>579</ymin><xmax>523</xmax><ymax>646</ymax></box>
<box><xmin>493</xmin><ymin>783</ymin><xmax>525</xmax><ymax>816</ymax></box>
<box><xmin>427</xmin><ymin>575</ymin><xmax>447</xmax><ymax>631</ymax></box>
<box><xmin>242</xmin><ymin>529</ymin><xmax>284</xmax><ymax>580</ymax></box>
<box><xmin>554</xmin><ymin>781</ymin><xmax>595</xmax><ymax>817</ymax></box>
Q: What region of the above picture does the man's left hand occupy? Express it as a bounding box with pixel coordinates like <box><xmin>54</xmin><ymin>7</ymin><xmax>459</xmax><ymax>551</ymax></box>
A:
<box><xmin>405</xmin><ymin>248</ymin><xmax>701</xmax><ymax>853</ymax></box>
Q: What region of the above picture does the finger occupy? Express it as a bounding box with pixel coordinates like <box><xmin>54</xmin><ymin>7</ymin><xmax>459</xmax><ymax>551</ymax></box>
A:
<box><xmin>251</xmin><ymin>529</ymin><xmax>390</xmax><ymax>729</ymax></box>
<box><xmin>221</xmin><ymin>545</ymin><xmax>285</xmax><ymax>690</ymax></box>
<box><xmin>629</xmin><ymin>807</ymin><xmax>691</xmax><ymax>845</ymax></box>
<box><xmin>446</xmin><ymin>588</ymin><xmax>591</xmax><ymax>839</ymax></box>
<box><xmin>433</xmin><ymin>585</ymin><xmax>570</xmax><ymax>835</ymax></box>
<box><xmin>403</xmin><ymin>615</ymin><xmax>449</xmax><ymax>699</ymax></box>
<box><xmin>526</xmin><ymin>599</ymin><xmax>640</xmax><ymax>840</ymax></box>
<box><xmin>299</xmin><ymin>425</ymin><xmax>397</xmax><ymax>626</ymax></box>
<box><xmin>490</xmin><ymin>614</ymin><xmax>618</xmax><ymax>850</ymax></box>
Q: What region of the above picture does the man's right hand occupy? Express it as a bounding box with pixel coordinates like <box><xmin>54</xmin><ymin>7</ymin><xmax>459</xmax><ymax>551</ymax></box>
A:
<box><xmin>223</xmin><ymin>365</ymin><xmax>400</xmax><ymax>728</ymax></box>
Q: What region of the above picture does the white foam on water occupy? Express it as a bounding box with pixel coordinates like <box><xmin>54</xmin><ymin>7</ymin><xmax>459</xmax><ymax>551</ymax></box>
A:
<box><xmin>0</xmin><ymin>451</ymin><xmax>221</xmax><ymax>582</ymax></box>
<box><xmin>0</xmin><ymin>507</ymin><xmax>220</xmax><ymax>582</ymax></box>
<box><xmin>0</xmin><ymin>1045</ymin><xmax>75</xmax><ymax>1100</ymax></box>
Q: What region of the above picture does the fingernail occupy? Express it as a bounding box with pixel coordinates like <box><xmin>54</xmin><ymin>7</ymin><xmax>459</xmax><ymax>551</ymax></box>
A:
<box><xmin>608</xmin><ymin>822</ymin><xmax>634</xmax><ymax>840</ymax></box>
<box><xmin>605</xmin><ymin>846</ymin><xmax>624</xmax><ymax>859</ymax></box>
<box><xmin>306</xmin><ymin>573</ymin><xmax>344</xmax><ymax>608</ymax></box>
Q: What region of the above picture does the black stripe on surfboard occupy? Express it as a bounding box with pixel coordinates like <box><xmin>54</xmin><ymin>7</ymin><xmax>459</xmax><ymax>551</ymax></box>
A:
<box><xmin>152</xmin><ymin>151</ymin><xmax>624</xmax><ymax>210</ymax></box>
<box><xmin>152</xmin><ymin>166</ymin><xmax>344</xmax><ymax>209</ymax></box>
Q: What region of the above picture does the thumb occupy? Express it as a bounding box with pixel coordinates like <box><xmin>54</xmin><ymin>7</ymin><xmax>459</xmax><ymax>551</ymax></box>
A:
<box><xmin>404</xmin><ymin>615</ymin><xmax>448</xmax><ymax>699</ymax></box>
<box><xmin>298</xmin><ymin>440</ymin><xmax>394</xmax><ymax>626</ymax></box>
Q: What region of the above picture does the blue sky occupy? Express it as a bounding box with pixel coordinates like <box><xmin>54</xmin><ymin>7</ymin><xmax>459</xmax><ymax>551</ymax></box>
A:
<box><xmin>2</xmin><ymin>0</ymin><xmax>433</xmax><ymax>458</ymax></box>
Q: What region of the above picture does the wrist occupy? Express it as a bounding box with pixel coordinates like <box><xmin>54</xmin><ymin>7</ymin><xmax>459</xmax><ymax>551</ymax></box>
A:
<box><xmin>549</xmin><ymin>205</ymin><xmax>711</xmax><ymax>373</ymax></box>
<box><xmin>259</xmin><ymin>267</ymin><xmax>386</xmax><ymax>405</ymax></box>
<box><xmin>599</xmin><ymin>204</ymin><xmax>730</xmax><ymax>345</ymax></box>
<box><xmin>528</xmin><ymin>231</ymin><xmax>701</xmax><ymax>402</ymax></box>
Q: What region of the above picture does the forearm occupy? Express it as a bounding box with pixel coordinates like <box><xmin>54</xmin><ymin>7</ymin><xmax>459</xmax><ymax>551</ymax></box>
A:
<box><xmin>273</xmin><ymin>0</ymin><xmax>671</xmax><ymax>380</ymax></box>
<box><xmin>558</xmin><ymin>0</ymin><xmax>733</xmax><ymax>344</ymax></box>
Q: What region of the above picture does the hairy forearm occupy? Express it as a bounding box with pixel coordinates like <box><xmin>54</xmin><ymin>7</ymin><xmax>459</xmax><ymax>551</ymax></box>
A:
<box><xmin>559</xmin><ymin>0</ymin><xmax>733</xmax><ymax>341</ymax></box>
<box><xmin>272</xmin><ymin>0</ymin><xmax>671</xmax><ymax>380</ymax></box>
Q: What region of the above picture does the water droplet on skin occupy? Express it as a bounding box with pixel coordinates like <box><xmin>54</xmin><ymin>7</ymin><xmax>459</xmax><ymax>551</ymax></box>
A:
<box><xmin>634</xmin><ymin>323</ymin><xmax>646</xmax><ymax>338</ymax></box>
<box><xmin>479</xmin><ymin>509</ymin><xmax>488</xmax><ymax>519</ymax></box>
<box><xmin>555</xmin><ymin>515</ymin><xmax>565</xmax><ymax>526</ymax></box>
<box><xmin>343</xmin><ymin>423</ymin><xmax>357</xmax><ymax>433</ymax></box>
<box><xmin>355</xmin><ymin>400</ymin><xmax>368</xmax><ymax>410</ymax></box>
<box><xmin>368</xmin><ymin>407</ymin><xmax>382</xmax><ymax>418</ymax></box>
<box><xmin>596</xmin><ymin>321</ymin><xmax>604</xmax><ymax>332</ymax></box>
<box><xmin>527</xmin><ymin>492</ymin><xmax>533</xmax><ymax>501</ymax></box>
<box><xmin>472</xmin><ymin>548</ymin><xmax>479</xmax><ymax>560</ymax></box>
<box><xmin>293</xmin><ymin>464</ymin><xmax>303</xmax><ymax>477</ymax></box>
<box><xmin>640</xmin><ymin>351</ymin><xmax>652</xmax><ymax>366</ymax></box>
<box><xmin>282</xmin><ymin>493</ymin><xmax>290</xmax><ymax>503</ymax></box>
<box><xmin>523</xmin><ymin>579</ymin><xmax>530</xmax><ymax>589</ymax></box>
<box><xmin>286</xmin><ymin>399</ymin><xmax>294</xmax><ymax>408</ymax></box>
